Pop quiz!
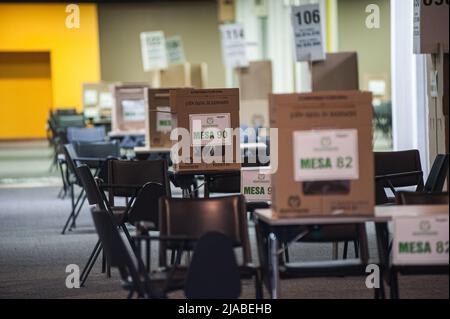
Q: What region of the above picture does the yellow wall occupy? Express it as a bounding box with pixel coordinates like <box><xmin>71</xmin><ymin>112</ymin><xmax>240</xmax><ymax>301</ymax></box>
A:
<box><xmin>0</xmin><ymin>52</ymin><xmax>53</xmax><ymax>139</ymax></box>
<box><xmin>0</xmin><ymin>3</ymin><xmax>100</xmax><ymax>138</ymax></box>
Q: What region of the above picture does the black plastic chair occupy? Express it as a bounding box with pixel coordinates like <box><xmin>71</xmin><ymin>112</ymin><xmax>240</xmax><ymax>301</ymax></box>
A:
<box><xmin>159</xmin><ymin>195</ymin><xmax>263</xmax><ymax>298</ymax></box>
<box><xmin>375</xmin><ymin>150</ymin><xmax>424</xmax><ymax>205</ymax></box>
<box><xmin>67</xmin><ymin>126</ymin><xmax>106</xmax><ymax>143</ymax></box>
<box><xmin>185</xmin><ymin>232</ymin><xmax>241</xmax><ymax>299</ymax></box>
<box><xmin>61</xmin><ymin>144</ymin><xmax>86</xmax><ymax>234</ymax></box>
<box><xmin>423</xmin><ymin>154</ymin><xmax>449</xmax><ymax>193</ymax></box>
<box><xmin>388</xmin><ymin>192</ymin><xmax>449</xmax><ymax>299</ymax></box>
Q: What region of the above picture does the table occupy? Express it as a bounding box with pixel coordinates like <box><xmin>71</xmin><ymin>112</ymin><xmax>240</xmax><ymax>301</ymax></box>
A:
<box><xmin>169</xmin><ymin>169</ymin><xmax>240</xmax><ymax>198</ymax></box>
<box><xmin>254</xmin><ymin>205</ymin><xmax>449</xmax><ymax>299</ymax></box>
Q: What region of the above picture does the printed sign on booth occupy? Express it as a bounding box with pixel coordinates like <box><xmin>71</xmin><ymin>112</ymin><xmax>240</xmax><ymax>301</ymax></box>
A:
<box><xmin>393</xmin><ymin>215</ymin><xmax>449</xmax><ymax>266</ymax></box>
<box><xmin>293</xmin><ymin>129</ymin><xmax>359</xmax><ymax>182</ymax></box>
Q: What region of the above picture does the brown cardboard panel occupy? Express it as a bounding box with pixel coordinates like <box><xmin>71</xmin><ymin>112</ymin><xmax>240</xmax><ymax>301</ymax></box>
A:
<box><xmin>312</xmin><ymin>52</ymin><xmax>359</xmax><ymax>92</ymax></box>
<box><xmin>269</xmin><ymin>91</ymin><xmax>374</xmax><ymax>217</ymax></box>
<box><xmin>160</xmin><ymin>63</ymin><xmax>208</xmax><ymax>89</ymax></box>
<box><xmin>190</xmin><ymin>63</ymin><xmax>208</xmax><ymax>89</ymax></box>
<box><xmin>170</xmin><ymin>88</ymin><xmax>241</xmax><ymax>172</ymax></box>
<box><xmin>218</xmin><ymin>0</ymin><xmax>235</xmax><ymax>23</ymax></box>
<box><xmin>111</xmin><ymin>83</ymin><xmax>150</xmax><ymax>134</ymax></box>
<box><xmin>237</xmin><ymin>60</ymin><xmax>272</xmax><ymax>100</ymax></box>
<box><xmin>414</xmin><ymin>1</ymin><xmax>449</xmax><ymax>54</ymax></box>
<box><xmin>144</xmin><ymin>88</ymin><xmax>181</xmax><ymax>149</ymax></box>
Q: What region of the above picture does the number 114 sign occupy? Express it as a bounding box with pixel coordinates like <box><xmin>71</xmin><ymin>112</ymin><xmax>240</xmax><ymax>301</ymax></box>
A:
<box><xmin>291</xmin><ymin>4</ymin><xmax>326</xmax><ymax>62</ymax></box>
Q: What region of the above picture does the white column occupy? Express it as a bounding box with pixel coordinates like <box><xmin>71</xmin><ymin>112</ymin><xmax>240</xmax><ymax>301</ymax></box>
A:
<box><xmin>391</xmin><ymin>0</ymin><xmax>429</xmax><ymax>173</ymax></box>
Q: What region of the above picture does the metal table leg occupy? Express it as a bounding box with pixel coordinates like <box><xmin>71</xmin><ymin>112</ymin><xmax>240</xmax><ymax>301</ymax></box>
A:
<box><xmin>269</xmin><ymin>232</ymin><xmax>279</xmax><ymax>299</ymax></box>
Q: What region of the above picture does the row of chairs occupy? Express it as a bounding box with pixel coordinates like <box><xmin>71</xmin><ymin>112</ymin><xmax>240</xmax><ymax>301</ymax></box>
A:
<box><xmin>76</xmin><ymin>163</ymin><xmax>262</xmax><ymax>298</ymax></box>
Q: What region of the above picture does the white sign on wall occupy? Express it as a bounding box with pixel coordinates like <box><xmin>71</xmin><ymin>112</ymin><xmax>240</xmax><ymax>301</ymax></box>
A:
<box><xmin>190</xmin><ymin>113</ymin><xmax>232</xmax><ymax>146</ymax></box>
<box><xmin>140</xmin><ymin>31</ymin><xmax>168</xmax><ymax>72</ymax></box>
<box><xmin>393</xmin><ymin>215</ymin><xmax>449</xmax><ymax>266</ymax></box>
<box><xmin>293</xmin><ymin>129</ymin><xmax>359</xmax><ymax>182</ymax></box>
<box><xmin>166</xmin><ymin>36</ymin><xmax>186</xmax><ymax>65</ymax></box>
<box><xmin>241</xmin><ymin>168</ymin><xmax>272</xmax><ymax>202</ymax></box>
<box><xmin>291</xmin><ymin>4</ymin><xmax>326</xmax><ymax>62</ymax></box>
<box><xmin>219</xmin><ymin>23</ymin><xmax>249</xmax><ymax>69</ymax></box>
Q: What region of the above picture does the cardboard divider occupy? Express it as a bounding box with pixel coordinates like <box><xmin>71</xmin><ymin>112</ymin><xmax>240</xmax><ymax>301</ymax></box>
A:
<box><xmin>311</xmin><ymin>52</ymin><xmax>359</xmax><ymax>92</ymax></box>
<box><xmin>111</xmin><ymin>83</ymin><xmax>150</xmax><ymax>135</ymax></box>
<box><xmin>269</xmin><ymin>91</ymin><xmax>374</xmax><ymax>217</ymax></box>
<box><xmin>170</xmin><ymin>88</ymin><xmax>241</xmax><ymax>172</ymax></box>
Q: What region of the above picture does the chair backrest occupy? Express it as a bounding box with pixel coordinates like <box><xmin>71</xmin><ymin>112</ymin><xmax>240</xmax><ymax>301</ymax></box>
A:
<box><xmin>108</xmin><ymin>160</ymin><xmax>170</xmax><ymax>200</ymax></box>
<box><xmin>90</xmin><ymin>208</ymin><xmax>143</xmax><ymax>295</ymax></box>
<box><xmin>76</xmin><ymin>165</ymin><xmax>106</xmax><ymax>208</ymax></box>
<box><xmin>424</xmin><ymin>154</ymin><xmax>449</xmax><ymax>193</ymax></box>
<box><xmin>55</xmin><ymin>115</ymin><xmax>85</xmax><ymax>130</ymax></box>
<box><xmin>67</xmin><ymin>126</ymin><xmax>106</xmax><ymax>143</ymax></box>
<box><xmin>127</xmin><ymin>182</ymin><xmax>166</xmax><ymax>229</ymax></box>
<box><xmin>206</xmin><ymin>173</ymin><xmax>241</xmax><ymax>194</ymax></box>
<box><xmin>63</xmin><ymin>144</ymin><xmax>81</xmax><ymax>184</ymax></box>
<box><xmin>184</xmin><ymin>232</ymin><xmax>241</xmax><ymax>300</ymax></box>
<box><xmin>159</xmin><ymin>195</ymin><xmax>251</xmax><ymax>266</ymax></box>
<box><xmin>396</xmin><ymin>192</ymin><xmax>449</xmax><ymax>205</ymax></box>
<box><xmin>74</xmin><ymin>140</ymin><xmax>121</xmax><ymax>159</ymax></box>
<box><xmin>374</xmin><ymin>150</ymin><xmax>424</xmax><ymax>188</ymax></box>
<box><xmin>54</xmin><ymin>108</ymin><xmax>77</xmax><ymax>116</ymax></box>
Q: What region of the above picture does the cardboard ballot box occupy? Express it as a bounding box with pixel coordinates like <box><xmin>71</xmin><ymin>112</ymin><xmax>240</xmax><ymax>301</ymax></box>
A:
<box><xmin>414</xmin><ymin>0</ymin><xmax>449</xmax><ymax>54</ymax></box>
<box><xmin>144</xmin><ymin>88</ymin><xmax>179</xmax><ymax>149</ymax></box>
<box><xmin>83</xmin><ymin>82</ymin><xmax>114</xmax><ymax>121</ymax></box>
<box><xmin>151</xmin><ymin>63</ymin><xmax>208</xmax><ymax>89</ymax></box>
<box><xmin>312</xmin><ymin>52</ymin><xmax>359</xmax><ymax>92</ymax></box>
<box><xmin>269</xmin><ymin>91</ymin><xmax>374</xmax><ymax>217</ymax></box>
<box><xmin>111</xmin><ymin>84</ymin><xmax>150</xmax><ymax>134</ymax></box>
<box><xmin>170</xmin><ymin>89</ymin><xmax>241</xmax><ymax>172</ymax></box>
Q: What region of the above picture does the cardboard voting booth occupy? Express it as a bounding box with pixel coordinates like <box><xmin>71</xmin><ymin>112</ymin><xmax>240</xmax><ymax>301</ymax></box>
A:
<box><xmin>170</xmin><ymin>89</ymin><xmax>241</xmax><ymax>172</ymax></box>
<box><xmin>414</xmin><ymin>0</ymin><xmax>449</xmax><ymax>54</ymax></box>
<box><xmin>152</xmin><ymin>63</ymin><xmax>208</xmax><ymax>89</ymax></box>
<box><xmin>269</xmin><ymin>91</ymin><xmax>374</xmax><ymax>217</ymax></box>
<box><xmin>82</xmin><ymin>82</ymin><xmax>114</xmax><ymax>121</ymax></box>
<box><xmin>311</xmin><ymin>52</ymin><xmax>359</xmax><ymax>92</ymax></box>
<box><xmin>144</xmin><ymin>88</ymin><xmax>178</xmax><ymax>150</ymax></box>
<box><xmin>111</xmin><ymin>84</ymin><xmax>150</xmax><ymax>134</ymax></box>
<box><xmin>238</xmin><ymin>61</ymin><xmax>273</xmax><ymax>129</ymax></box>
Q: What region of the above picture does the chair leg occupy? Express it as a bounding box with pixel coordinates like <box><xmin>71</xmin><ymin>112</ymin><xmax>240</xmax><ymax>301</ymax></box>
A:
<box><xmin>390</xmin><ymin>270</ymin><xmax>399</xmax><ymax>299</ymax></box>
<box><xmin>283</xmin><ymin>243</ymin><xmax>290</xmax><ymax>263</ymax></box>
<box><xmin>80</xmin><ymin>243</ymin><xmax>103</xmax><ymax>287</ymax></box>
<box><xmin>69</xmin><ymin>192</ymin><xmax>87</xmax><ymax>230</ymax></box>
<box><xmin>80</xmin><ymin>239</ymin><xmax>102</xmax><ymax>281</ymax></box>
<box><xmin>354</xmin><ymin>240</ymin><xmax>360</xmax><ymax>258</ymax></box>
<box><xmin>343</xmin><ymin>241</ymin><xmax>349</xmax><ymax>259</ymax></box>
<box><xmin>102</xmin><ymin>249</ymin><xmax>106</xmax><ymax>274</ymax></box>
<box><xmin>61</xmin><ymin>184</ymin><xmax>79</xmax><ymax>234</ymax></box>
<box><xmin>254</xmin><ymin>271</ymin><xmax>263</xmax><ymax>300</ymax></box>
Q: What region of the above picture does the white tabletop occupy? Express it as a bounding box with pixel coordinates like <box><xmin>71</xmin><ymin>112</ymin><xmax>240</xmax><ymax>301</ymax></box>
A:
<box><xmin>255</xmin><ymin>205</ymin><xmax>449</xmax><ymax>226</ymax></box>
